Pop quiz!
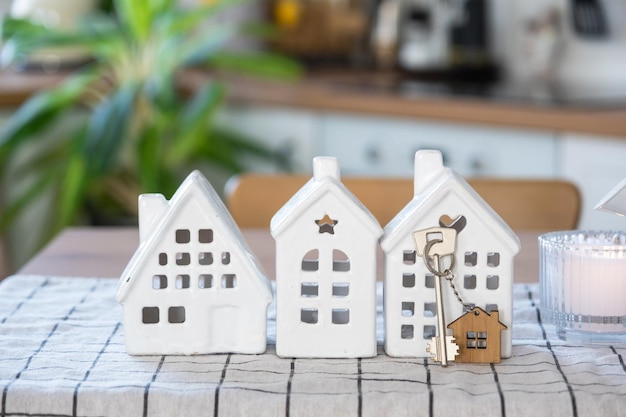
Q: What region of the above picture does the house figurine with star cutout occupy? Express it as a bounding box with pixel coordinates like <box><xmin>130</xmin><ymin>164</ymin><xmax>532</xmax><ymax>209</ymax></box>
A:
<box><xmin>380</xmin><ymin>150</ymin><xmax>520</xmax><ymax>360</ymax></box>
<box><xmin>117</xmin><ymin>170</ymin><xmax>273</xmax><ymax>355</ymax></box>
<box><xmin>271</xmin><ymin>157</ymin><xmax>383</xmax><ymax>358</ymax></box>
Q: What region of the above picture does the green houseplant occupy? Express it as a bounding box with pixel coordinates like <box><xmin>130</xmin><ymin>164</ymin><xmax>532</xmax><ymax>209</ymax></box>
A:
<box><xmin>0</xmin><ymin>0</ymin><xmax>299</xmax><ymax>266</ymax></box>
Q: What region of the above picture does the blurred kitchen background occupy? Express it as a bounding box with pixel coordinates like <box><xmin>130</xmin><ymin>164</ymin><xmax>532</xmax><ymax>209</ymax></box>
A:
<box><xmin>0</xmin><ymin>0</ymin><xmax>625</xmax><ymax>273</ymax></box>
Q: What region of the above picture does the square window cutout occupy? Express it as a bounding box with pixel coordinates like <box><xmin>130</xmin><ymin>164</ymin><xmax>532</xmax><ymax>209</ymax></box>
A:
<box><xmin>332</xmin><ymin>309</ymin><xmax>350</xmax><ymax>324</ymax></box>
<box><xmin>401</xmin><ymin>325</ymin><xmax>414</xmax><ymax>339</ymax></box>
<box><xmin>487</xmin><ymin>252</ymin><xmax>500</xmax><ymax>267</ymax></box>
<box><xmin>176</xmin><ymin>229</ymin><xmax>190</xmax><ymax>244</ymax></box>
<box><xmin>152</xmin><ymin>275</ymin><xmax>167</xmax><ymax>290</ymax></box>
<box><xmin>423</xmin><ymin>325</ymin><xmax>436</xmax><ymax>339</ymax></box>
<box><xmin>301</xmin><ymin>282</ymin><xmax>319</xmax><ymax>297</ymax></box>
<box><xmin>168</xmin><ymin>306</ymin><xmax>185</xmax><ymax>323</ymax></box>
<box><xmin>486</xmin><ymin>275</ymin><xmax>499</xmax><ymax>290</ymax></box>
<box><xmin>424</xmin><ymin>302</ymin><xmax>437</xmax><ymax>317</ymax></box>
<box><xmin>332</xmin><ymin>283</ymin><xmax>349</xmax><ymax>297</ymax></box>
<box><xmin>199</xmin><ymin>229</ymin><xmax>213</xmax><ymax>243</ymax></box>
<box><xmin>403</xmin><ymin>273</ymin><xmax>415</xmax><ymax>288</ymax></box>
<box><xmin>402</xmin><ymin>302</ymin><xmax>415</xmax><ymax>317</ymax></box>
<box><xmin>199</xmin><ymin>274</ymin><xmax>213</xmax><ymax>289</ymax></box>
<box><xmin>199</xmin><ymin>252</ymin><xmax>213</xmax><ymax>265</ymax></box>
<box><xmin>403</xmin><ymin>250</ymin><xmax>416</xmax><ymax>265</ymax></box>
<box><xmin>142</xmin><ymin>307</ymin><xmax>159</xmax><ymax>324</ymax></box>
<box><xmin>301</xmin><ymin>308</ymin><xmax>318</xmax><ymax>324</ymax></box>
<box><xmin>176</xmin><ymin>252</ymin><xmax>190</xmax><ymax>265</ymax></box>
<box><xmin>465</xmin><ymin>252</ymin><xmax>477</xmax><ymax>266</ymax></box>
<box><xmin>222</xmin><ymin>274</ymin><xmax>237</xmax><ymax>289</ymax></box>
<box><xmin>464</xmin><ymin>275</ymin><xmax>477</xmax><ymax>289</ymax></box>
<box><xmin>176</xmin><ymin>274</ymin><xmax>190</xmax><ymax>289</ymax></box>
<box><xmin>424</xmin><ymin>274</ymin><xmax>435</xmax><ymax>289</ymax></box>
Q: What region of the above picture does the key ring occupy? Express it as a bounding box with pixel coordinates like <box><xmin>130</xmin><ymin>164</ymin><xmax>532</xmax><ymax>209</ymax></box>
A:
<box><xmin>422</xmin><ymin>238</ymin><xmax>456</xmax><ymax>277</ymax></box>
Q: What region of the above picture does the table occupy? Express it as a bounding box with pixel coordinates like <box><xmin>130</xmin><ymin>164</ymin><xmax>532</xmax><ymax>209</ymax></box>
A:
<box><xmin>17</xmin><ymin>227</ymin><xmax>541</xmax><ymax>283</ymax></box>
<box><xmin>3</xmin><ymin>227</ymin><xmax>625</xmax><ymax>417</ymax></box>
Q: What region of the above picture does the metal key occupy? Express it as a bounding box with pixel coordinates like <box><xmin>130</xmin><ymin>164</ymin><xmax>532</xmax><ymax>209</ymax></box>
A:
<box><xmin>413</xmin><ymin>228</ymin><xmax>460</xmax><ymax>366</ymax></box>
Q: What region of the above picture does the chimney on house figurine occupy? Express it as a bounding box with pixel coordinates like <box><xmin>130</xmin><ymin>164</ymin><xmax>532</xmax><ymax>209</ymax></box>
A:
<box><xmin>138</xmin><ymin>194</ymin><xmax>168</xmax><ymax>243</ymax></box>
<box><xmin>414</xmin><ymin>150</ymin><xmax>445</xmax><ymax>196</ymax></box>
<box><xmin>313</xmin><ymin>156</ymin><xmax>341</xmax><ymax>181</ymax></box>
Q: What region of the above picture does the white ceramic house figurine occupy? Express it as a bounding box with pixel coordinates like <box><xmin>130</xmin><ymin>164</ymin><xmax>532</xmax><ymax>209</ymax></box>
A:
<box><xmin>117</xmin><ymin>170</ymin><xmax>273</xmax><ymax>355</ymax></box>
<box><xmin>381</xmin><ymin>150</ymin><xmax>520</xmax><ymax>360</ymax></box>
<box><xmin>271</xmin><ymin>157</ymin><xmax>383</xmax><ymax>358</ymax></box>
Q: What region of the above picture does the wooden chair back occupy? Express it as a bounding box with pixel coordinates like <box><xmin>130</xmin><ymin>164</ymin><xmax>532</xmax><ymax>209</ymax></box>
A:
<box><xmin>225</xmin><ymin>174</ymin><xmax>581</xmax><ymax>230</ymax></box>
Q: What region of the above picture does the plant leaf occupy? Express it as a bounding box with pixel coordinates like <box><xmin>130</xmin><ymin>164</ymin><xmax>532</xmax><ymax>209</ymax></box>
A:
<box><xmin>0</xmin><ymin>69</ymin><xmax>97</xmax><ymax>158</ymax></box>
<box><xmin>114</xmin><ymin>0</ymin><xmax>152</xmax><ymax>43</ymax></box>
<box><xmin>0</xmin><ymin>171</ymin><xmax>56</xmax><ymax>232</ymax></box>
<box><xmin>55</xmin><ymin>150</ymin><xmax>88</xmax><ymax>231</ymax></box>
<box><xmin>83</xmin><ymin>82</ymin><xmax>139</xmax><ymax>176</ymax></box>
<box><xmin>179</xmin><ymin>24</ymin><xmax>236</xmax><ymax>67</ymax></box>
<box><xmin>167</xmin><ymin>82</ymin><xmax>224</xmax><ymax>166</ymax></box>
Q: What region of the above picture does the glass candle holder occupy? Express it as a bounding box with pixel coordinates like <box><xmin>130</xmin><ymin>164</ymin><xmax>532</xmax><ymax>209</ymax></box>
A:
<box><xmin>540</xmin><ymin>230</ymin><xmax>626</xmax><ymax>342</ymax></box>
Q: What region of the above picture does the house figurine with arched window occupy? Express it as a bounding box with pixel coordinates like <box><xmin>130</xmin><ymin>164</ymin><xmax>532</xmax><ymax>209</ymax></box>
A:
<box><xmin>381</xmin><ymin>150</ymin><xmax>520</xmax><ymax>360</ymax></box>
<box><xmin>117</xmin><ymin>170</ymin><xmax>273</xmax><ymax>355</ymax></box>
<box><xmin>271</xmin><ymin>157</ymin><xmax>383</xmax><ymax>358</ymax></box>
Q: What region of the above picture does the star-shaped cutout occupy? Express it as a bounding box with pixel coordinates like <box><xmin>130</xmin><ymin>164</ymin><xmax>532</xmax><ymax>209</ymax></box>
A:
<box><xmin>315</xmin><ymin>214</ymin><xmax>338</xmax><ymax>234</ymax></box>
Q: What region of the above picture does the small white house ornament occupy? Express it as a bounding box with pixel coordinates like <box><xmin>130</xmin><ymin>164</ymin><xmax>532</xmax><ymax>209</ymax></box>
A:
<box><xmin>381</xmin><ymin>150</ymin><xmax>520</xmax><ymax>360</ymax></box>
<box><xmin>117</xmin><ymin>170</ymin><xmax>273</xmax><ymax>355</ymax></box>
<box><xmin>271</xmin><ymin>157</ymin><xmax>383</xmax><ymax>358</ymax></box>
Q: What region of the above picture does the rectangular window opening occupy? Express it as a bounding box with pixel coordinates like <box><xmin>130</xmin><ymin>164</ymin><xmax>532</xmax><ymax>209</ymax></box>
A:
<box><xmin>464</xmin><ymin>274</ymin><xmax>477</xmax><ymax>289</ymax></box>
<box><xmin>423</xmin><ymin>325</ymin><xmax>436</xmax><ymax>339</ymax></box>
<box><xmin>221</xmin><ymin>252</ymin><xmax>231</xmax><ymax>265</ymax></box>
<box><xmin>332</xmin><ymin>283</ymin><xmax>349</xmax><ymax>297</ymax></box>
<box><xmin>301</xmin><ymin>282</ymin><xmax>319</xmax><ymax>297</ymax></box>
<box><xmin>332</xmin><ymin>309</ymin><xmax>350</xmax><ymax>324</ymax></box>
<box><xmin>401</xmin><ymin>302</ymin><xmax>415</xmax><ymax>317</ymax></box>
<box><xmin>487</xmin><ymin>252</ymin><xmax>500</xmax><ymax>267</ymax></box>
<box><xmin>403</xmin><ymin>273</ymin><xmax>416</xmax><ymax>288</ymax></box>
<box><xmin>176</xmin><ymin>229</ymin><xmax>190</xmax><ymax>244</ymax></box>
<box><xmin>423</xmin><ymin>302</ymin><xmax>437</xmax><ymax>317</ymax></box>
<box><xmin>152</xmin><ymin>275</ymin><xmax>167</xmax><ymax>290</ymax></box>
<box><xmin>486</xmin><ymin>275</ymin><xmax>500</xmax><ymax>290</ymax></box>
<box><xmin>424</xmin><ymin>274</ymin><xmax>435</xmax><ymax>289</ymax></box>
<box><xmin>142</xmin><ymin>307</ymin><xmax>159</xmax><ymax>324</ymax></box>
<box><xmin>199</xmin><ymin>252</ymin><xmax>213</xmax><ymax>265</ymax></box>
<box><xmin>222</xmin><ymin>274</ymin><xmax>237</xmax><ymax>289</ymax></box>
<box><xmin>176</xmin><ymin>274</ymin><xmax>190</xmax><ymax>289</ymax></box>
<box><xmin>403</xmin><ymin>250</ymin><xmax>416</xmax><ymax>265</ymax></box>
<box><xmin>464</xmin><ymin>251</ymin><xmax>477</xmax><ymax>266</ymax></box>
<box><xmin>199</xmin><ymin>274</ymin><xmax>213</xmax><ymax>289</ymax></box>
<box><xmin>401</xmin><ymin>324</ymin><xmax>414</xmax><ymax>339</ymax></box>
<box><xmin>199</xmin><ymin>229</ymin><xmax>213</xmax><ymax>243</ymax></box>
<box><xmin>301</xmin><ymin>308</ymin><xmax>318</xmax><ymax>324</ymax></box>
<box><xmin>168</xmin><ymin>306</ymin><xmax>185</xmax><ymax>323</ymax></box>
<box><xmin>176</xmin><ymin>252</ymin><xmax>190</xmax><ymax>266</ymax></box>
<box><xmin>158</xmin><ymin>253</ymin><xmax>167</xmax><ymax>266</ymax></box>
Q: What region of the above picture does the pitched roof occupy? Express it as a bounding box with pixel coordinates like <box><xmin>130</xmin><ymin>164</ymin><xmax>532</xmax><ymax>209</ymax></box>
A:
<box><xmin>380</xmin><ymin>150</ymin><xmax>520</xmax><ymax>254</ymax></box>
<box><xmin>117</xmin><ymin>170</ymin><xmax>272</xmax><ymax>303</ymax></box>
<box><xmin>447</xmin><ymin>306</ymin><xmax>507</xmax><ymax>330</ymax></box>
<box><xmin>270</xmin><ymin>157</ymin><xmax>383</xmax><ymax>238</ymax></box>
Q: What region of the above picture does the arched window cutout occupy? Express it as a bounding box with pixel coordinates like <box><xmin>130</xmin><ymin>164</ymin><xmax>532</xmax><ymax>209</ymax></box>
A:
<box><xmin>302</xmin><ymin>249</ymin><xmax>319</xmax><ymax>271</ymax></box>
<box><xmin>332</xmin><ymin>250</ymin><xmax>350</xmax><ymax>272</ymax></box>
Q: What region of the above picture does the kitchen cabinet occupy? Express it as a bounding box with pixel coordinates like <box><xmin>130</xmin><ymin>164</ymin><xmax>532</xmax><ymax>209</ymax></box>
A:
<box><xmin>220</xmin><ymin>104</ymin><xmax>626</xmax><ymax>231</ymax></box>
<box><xmin>217</xmin><ymin>106</ymin><xmax>319</xmax><ymax>174</ymax></box>
<box><xmin>319</xmin><ymin>113</ymin><xmax>557</xmax><ymax>178</ymax></box>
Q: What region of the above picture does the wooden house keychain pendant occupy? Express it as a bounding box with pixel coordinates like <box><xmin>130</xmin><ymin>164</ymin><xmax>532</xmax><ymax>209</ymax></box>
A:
<box><xmin>413</xmin><ymin>221</ymin><xmax>507</xmax><ymax>365</ymax></box>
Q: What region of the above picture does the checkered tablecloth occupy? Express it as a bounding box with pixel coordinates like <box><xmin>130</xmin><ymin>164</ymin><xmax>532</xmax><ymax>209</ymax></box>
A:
<box><xmin>0</xmin><ymin>275</ymin><xmax>625</xmax><ymax>417</ymax></box>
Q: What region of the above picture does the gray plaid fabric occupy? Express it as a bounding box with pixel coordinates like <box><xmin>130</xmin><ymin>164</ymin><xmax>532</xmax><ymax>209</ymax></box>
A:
<box><xmin>0</xmin><ymin>275</ymin><xmax>625</xmax><ymax>417</ymax></box>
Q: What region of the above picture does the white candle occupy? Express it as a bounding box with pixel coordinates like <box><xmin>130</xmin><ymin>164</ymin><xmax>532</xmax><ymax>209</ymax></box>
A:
<box><xmin>540</xmin><ymin>231</ymin><xmax>626</xmax><ymax>335</ymax></box>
